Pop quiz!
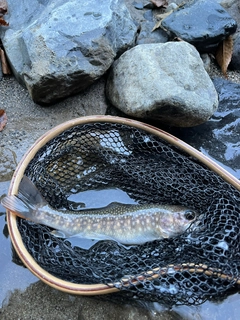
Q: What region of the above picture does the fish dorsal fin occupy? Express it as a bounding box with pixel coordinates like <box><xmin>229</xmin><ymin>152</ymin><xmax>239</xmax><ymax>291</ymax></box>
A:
<box><xmin>18</xmin><ymin>176</ymin><xmax>48</xmax><ymax>208</ymax></box>
<box><xmin>94</xmin><ymin>202</ymin><xmax>137</xmax><ymax>215</ymax></box>
<box><xmin>82</xmin><ymin>202</ymin><xmax>133</xmax><ymax>213</ymax></box>
<box><xmin>104</xmin><ymin>201</ymin><xmax>126</xmax><ymax>208</ymax></box>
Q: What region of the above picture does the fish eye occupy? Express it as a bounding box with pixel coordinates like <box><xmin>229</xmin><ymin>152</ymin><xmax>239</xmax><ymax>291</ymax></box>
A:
<box><xmin>184</xmin><ymin>210</ymin><xmax>196</xmax><ymax>221</ymax></box>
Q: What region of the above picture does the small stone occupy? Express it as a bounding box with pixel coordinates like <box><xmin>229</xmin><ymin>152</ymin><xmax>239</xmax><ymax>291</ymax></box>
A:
<box><xmin>143</xmin><ymin>9</ymin><xmax>154</xmax><ymax>21</ymax></box>
<box><xmin>106</xmin><ymin>42</ymin><xmax>218</xmax><ymax>127</ymax></box>
<box><xmin>161</xmin><ymin>0</ymin><xmax>237</xmax><ymax>52</ymax></box>
<box><xmin>165</xmin><ymin>3</ymin><xmax>178</xmax><ymax>12</ymax></box>
<box><xmin>133</xmin><ymin>2</ymin><xmax>144</xmax><ymax>10</ymax></box>
<box><xmin>201</xmin><ymin>53</ymin><xmax>211</xmax><ymax>73</ymax></box>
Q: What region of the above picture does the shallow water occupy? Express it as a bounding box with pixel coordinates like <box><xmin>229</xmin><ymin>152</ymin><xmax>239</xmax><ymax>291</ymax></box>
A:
<box><xmin>172</xmin><ymin>78</ymin><xmax>240</xmax><ymax>180</ymax></box>
<box><xmin>67</xmin><ymin>187</ymin><xmax>137</xmax><ymax>210</ymax></box>
<box><xmin>150</xmin><ymin>293</ymin><xmax>240</xmax><ymax>319</ymax></box>
<box><xmin>0</xmin><ymin>181</ymin><xmax>37</xmax><ymax>305</ymax></box>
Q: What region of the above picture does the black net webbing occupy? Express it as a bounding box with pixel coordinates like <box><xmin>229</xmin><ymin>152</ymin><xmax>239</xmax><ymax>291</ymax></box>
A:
<box><xmin>17</xmin><ymin>122</ymin><xmax>240</xmax><ymax>305</ymax></box>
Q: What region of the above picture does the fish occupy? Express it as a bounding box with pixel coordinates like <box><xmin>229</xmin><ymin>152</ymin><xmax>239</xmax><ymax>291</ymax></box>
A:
<box><xmin>1</xmin><ymin>176</ymin><xmax>197</xmax><ymax>245</ymax></box>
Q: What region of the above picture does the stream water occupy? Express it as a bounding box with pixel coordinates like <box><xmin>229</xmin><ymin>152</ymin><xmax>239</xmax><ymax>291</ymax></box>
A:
<box><xmin>0</xmin><ymin>181</ymin><xmax>37</xmax><ymax>305</ymax></box>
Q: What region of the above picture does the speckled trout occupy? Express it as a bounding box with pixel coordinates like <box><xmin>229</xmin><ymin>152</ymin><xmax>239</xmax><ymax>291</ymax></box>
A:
<box><xmin>1</xmin><ymin>176</ymin><xmax>197</xmax><ymax>245</ymax></box>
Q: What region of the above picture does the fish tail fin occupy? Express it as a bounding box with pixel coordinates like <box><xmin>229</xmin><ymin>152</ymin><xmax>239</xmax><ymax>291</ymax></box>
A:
<box><xmin>1</xmin><ymin>176</ymin><xmax>47</xmax><ymax>220</ymax></box>
<box><xmin>1</xmin><ymin>195</ymin><xmax>34</xmax><ymax>219</ymax></box>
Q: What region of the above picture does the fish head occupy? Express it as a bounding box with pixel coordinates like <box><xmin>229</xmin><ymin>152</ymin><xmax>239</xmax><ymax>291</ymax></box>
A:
<box><xmin>172</xmin><ymin>208</ymin><xmax>197</xmax><ymax>234</ymax></box>
<box><xmin>158</xmin><ymin>207</ymin><xmax>197</xmax><ymax>238</ymax></box>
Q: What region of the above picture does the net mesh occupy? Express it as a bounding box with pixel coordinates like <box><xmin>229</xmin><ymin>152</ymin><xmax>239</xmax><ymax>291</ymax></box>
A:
<box><xmin>17</xmin><ymin>122</ymin><xmax>240</xmax><ymax>305</ymax></box>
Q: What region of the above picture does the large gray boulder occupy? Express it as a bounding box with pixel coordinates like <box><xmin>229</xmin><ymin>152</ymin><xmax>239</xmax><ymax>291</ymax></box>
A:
<box><xmin>106</xmin><ymin>42</ymin><xmax>219</xmax><ymax>127</ymax></box>
<box><xmin>0</xmin><ymin>0</ymin><xmax>138</xmax><ymax>104</ymax></box>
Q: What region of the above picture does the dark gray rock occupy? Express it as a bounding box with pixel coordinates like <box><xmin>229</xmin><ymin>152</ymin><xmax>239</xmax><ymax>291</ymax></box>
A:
<box><xmin>106</xmin><ymin>42</ymin><xmax>218</xmax><ymax>127</ymax></box>
<box><xmin>137</xmin><ymin>21</ymin><xmax>168</xmax><ymax>44</ymax></box>
<box><xmin>137</xmin><ymin>10</ymin><xmax>169</xmax><ymax>45</ymax></box>
<box><xmin>161</xmin><ymin>0</ymin><xmax>237</xmax><ymax>52</ymax></box>
<box><xmin>125</xmin><ymin>2</ymin><xmax>169</xmax><ymax>45</ymax></box>
<box><xmin>216</xmin><ymin>0</ymin><xmax>240</xmax><ymax>33</ymax></box>
<box><xmin>0</xmin><ymin>0</ymin><xmax>138</xmax><ymax>104</ymax></box>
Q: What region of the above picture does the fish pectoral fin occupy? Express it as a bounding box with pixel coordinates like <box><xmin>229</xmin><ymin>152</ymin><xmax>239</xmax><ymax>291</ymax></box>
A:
<box><xmin>51</xmin><ymin>230</ymin><xmax>70</xmax><ymax>238</ymax></box>
<box><xmin>65</xmin><ymin>237</ymin><xmax>100</xmax><ymax>250</ymax></box>
<box><xmin>70</xmin><ymin>231</ymin><xmax>117</xmax><ymax>243</ymax></box>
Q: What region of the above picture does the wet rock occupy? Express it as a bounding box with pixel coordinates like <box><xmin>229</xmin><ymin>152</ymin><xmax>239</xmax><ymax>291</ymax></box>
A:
<box><xmin>126</xmin><ymin>1</ymin><xmax>169</xmax><ymax>45</ymax></box>
<box><xmin>173</xmin><ymin>77</ymin><xmax>240</xmax><ymax>178</ymax></box>
<box><xmin>161</xmin><ymin>0</ymin><xmax>237</xmax><ymax>52</ymax></box>
<box><xmin>137</xmin><ymin>20</ymin><xmax>168</xmax><ymax>44</ymax></box>
<box><xmin>0</xmin><ymin>0</ymin><xmax>138</xmax><ymax>104</ymax></box>
<box><xmin>106</xmin><ymin>42</ymin><xmax>218</xmax><ymax>127</ymax></box>
<box><xmin>230</xmin><ymin>33</ymin><xmax>240</xmax><ymax>70</ymax></box>
<box><xmin>137</xmin><ymin>10</ymin><xmax>169</xmax><ymax>44</ymax></box>
<box><xmin>216</xmin><ymin>0</ymin><xmax>240</xmax><ymax>23</ymax></box>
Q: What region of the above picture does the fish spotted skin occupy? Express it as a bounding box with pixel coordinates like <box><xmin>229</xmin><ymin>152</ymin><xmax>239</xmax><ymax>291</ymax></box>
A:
<box><xmin>1</xmin><ymin>176</ymin><xmax>197</xmax><ymax>245</ymax></box>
